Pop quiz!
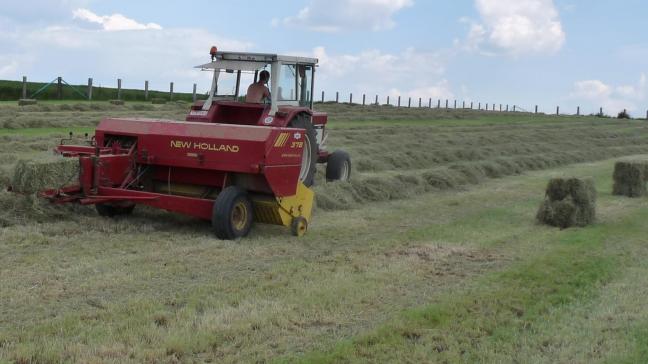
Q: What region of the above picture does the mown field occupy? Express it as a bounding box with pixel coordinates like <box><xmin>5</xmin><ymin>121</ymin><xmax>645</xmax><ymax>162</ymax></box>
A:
<box><xmin>1</xmin><ymin>102</ymin><xmax>648</xmax><ymax>363</ymax></box>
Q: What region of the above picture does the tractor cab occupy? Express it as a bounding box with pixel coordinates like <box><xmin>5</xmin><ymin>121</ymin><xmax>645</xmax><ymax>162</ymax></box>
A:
<box><xmin>187</xmin><ymin>51</ymin><xmax>318</xmax><ymax>127</ymax></box>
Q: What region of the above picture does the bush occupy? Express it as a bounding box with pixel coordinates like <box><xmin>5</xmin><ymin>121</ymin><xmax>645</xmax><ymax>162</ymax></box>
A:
<box><xmin>618</xmin><ymin>110</ymin><xmax>631</xmax><ymax>119</ymax></box>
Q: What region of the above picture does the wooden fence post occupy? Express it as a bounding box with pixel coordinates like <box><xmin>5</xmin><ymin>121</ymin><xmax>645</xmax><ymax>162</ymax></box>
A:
<box><xmin>21</xmin><ymin>76</ymin><xmax>27</xmax><ymax>99</ymax></box>
<box><xmin>499</xmin><ymin>104</ymin><xmax>502</xmax><ymax>112</ymax></box>
<box><xmin>170</xmin><ymin>82</ymin><xmax>174</xmax><ymax>100</ymax></box>
<box><xmin>87</xmin><ymin>78</ymin><xmax>93</xmax><ymax>101</ymax></box>
<box><xmin>418</xmin><ymin>98</ymin><xmax>421</xmax><ymax>108</ymax></box>
<box><xmin>556</xmin><ymin>106</ymin><xmax>559</xmax><ymax>116</ymax></box>
<box><xmin>513</xmin><ymin>105</ymin><xmax>516</xmax><ymax>112</ymax></box>
<box><xmin>192</xmin><ymin>83</ymin><xmax>197</xmax><ymax>102</ymax></box>
<box><xmin>445</xmin><ymin>99</ymin><xmax>449</xmax><ymax>109</ymax></box>
<box><xmin>429</xmin><ymin>98</ymin><xmax>432</xmax><ymax>108</ymax></box>
<box><xmin>437</xmin><ymin>99</ymin><xmax>441</xmax><ymax>108</ymax></box>
<box><xmin>600</xmin><ymin>107</ymin><xmax>603</xmax><ymax>116</ymax></box>
<box><xmin>478</xmin><ymin>102</ymin><xmax>481</xmax><ymax>110</ymax></box>
<box><xmin>145</xmin><ymin>81</ymin><xmax>149</xmax><ymax>100</ymax></box>
<box><xmin>350</xmin><ymin>93</ymin><xmax>353</xmax><ymax>104</ymax></box>
<box><xmin>454</xmin><ymin>100</ymin><xmax>457</xmax><ymax>109</ymax></box>
<box><xmin>322</xmin><ymin>91</ymin><xmax>325</xmax><ymax>103</ymax></box>
<box><xmin>577</xmin><ymin>106</ymin><xmax>580</xmax><ymax>116</ymax></box>
<box><xmin>470</xmin><ymin>102</ymin><xmax>473</xmax><ymax>109</ymax></box>
<box><xmin>362</xmin><ymin>94</ymin><xmax>366</xmax><ymax>106</ymax></box>
<box><xmin>506</xmin><ymin>104</ymin><xmax>509</xmax><ymax>112</ymax></box>
<box><xmin>335</xmin><ymin>92</ymin><xmax>339</xmax><ymax>103</ymax></box>
<box><xmin>387</xmin><ymin>96</ymin><xmax>390</xmax><ymax>105</ymax></box>
<box><xmin>462</xmin><ymin>101</ymin><xmax>466</xmax><ymax>109</ymax></box>
<box><xmin>408</xmin><ymin>97</ymin><xmax>411</xmax><ymax>108</ymax></box>
<box><xmin>398</xmin><ymin>96</ymin><xmax>401</xmax><ymax>107</ymax></box>
<box><xmin>535</xmin><ymin>105</ymin><xmax>538</xmax><ymax>114</ymax></box>
<box><xmin>57</xmin><ymin>77</ymin><xmax>63</xmax><ymax>99</ymax></box>
<box><xmin>117</xmin><ymin>78</ymin><xmax>122</xmax><ymax>100</ymax></box>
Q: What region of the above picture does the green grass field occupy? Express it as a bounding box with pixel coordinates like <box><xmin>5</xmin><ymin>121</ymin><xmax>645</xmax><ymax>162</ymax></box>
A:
<box><xmin>1</xmin><ymin>102</ymin><xmax>648</xmax><ymax>363</ymax></box>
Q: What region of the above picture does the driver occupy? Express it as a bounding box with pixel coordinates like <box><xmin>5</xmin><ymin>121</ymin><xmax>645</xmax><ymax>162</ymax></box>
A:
<box><xmin>245</xmin><ymin>70</ymin><xmax>271</xmax><ymax>103</ymax></box>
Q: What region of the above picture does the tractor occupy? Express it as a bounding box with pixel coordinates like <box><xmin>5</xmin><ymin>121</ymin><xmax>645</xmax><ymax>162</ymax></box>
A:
<box><xmin>39</xmin><ymin>49</ymin><xmax>351</xmax><ymax>239</ymax></box>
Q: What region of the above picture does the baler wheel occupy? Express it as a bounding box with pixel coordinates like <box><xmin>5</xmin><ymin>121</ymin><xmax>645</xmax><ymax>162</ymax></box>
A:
<box><xmin>212</xmin><ymin>186</ymin><xmax>253</xmax><ymax>240</ymax></box>
<box><xmin>95</xmin><ymin>203</ymin><xmax>135</xmax><ymax>217</ymax></box>
<box><xmin>290</xmin><ymin>216</ymin><xmax>308</xmax><ymax>237</ymax></box>
<box><xmin>326</xmin><ymin>150</ymin><xmax>352</xmax><ymax>182</ymax></box>
<box><xmin>288</xmin><ymin>114</ymin><xmax>318</xmax><ymax>187</ymax></box>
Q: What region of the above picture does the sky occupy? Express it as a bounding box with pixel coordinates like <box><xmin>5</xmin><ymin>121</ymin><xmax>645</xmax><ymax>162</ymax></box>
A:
<box><xmin>0</xmin><ymin>0</ymin><xmax>646</xmax><ymax>116</ymax></box>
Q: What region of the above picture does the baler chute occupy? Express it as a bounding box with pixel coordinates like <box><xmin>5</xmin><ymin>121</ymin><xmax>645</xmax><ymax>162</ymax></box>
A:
<box><xmin>41</xmin><ymin>118</ymin><xmax>314</xmax><ymax>238</ymax></box>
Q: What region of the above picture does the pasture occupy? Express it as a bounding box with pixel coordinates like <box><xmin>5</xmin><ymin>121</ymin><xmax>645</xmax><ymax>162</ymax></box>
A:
<box><xmin>1</xmin><ymin>102</ymin><xmax>648</xmax><ymax>363</ymax></box>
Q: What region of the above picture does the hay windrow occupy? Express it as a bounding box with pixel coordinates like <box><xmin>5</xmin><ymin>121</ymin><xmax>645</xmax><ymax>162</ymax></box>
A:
<box><xmin>10</xmin><ymin>159</ymin><xmax>79</xmax><ymax>194</ymax></box>
<box><xmin>536</xmin><ymin>178</ymin><xmax>596</xmax><ymax>228</ymax></box>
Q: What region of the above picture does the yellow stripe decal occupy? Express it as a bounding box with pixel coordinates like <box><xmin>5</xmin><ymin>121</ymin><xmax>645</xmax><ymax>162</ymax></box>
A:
<box><xmin>274</xmin><ymin>132</ymin><xmax>289</xmax><ymax>147</ymax></box>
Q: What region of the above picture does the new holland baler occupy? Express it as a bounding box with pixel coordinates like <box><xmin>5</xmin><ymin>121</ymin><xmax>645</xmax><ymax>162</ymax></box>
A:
<box><xmin>40</xmin><ymin>117</ymin><xmax>314</xmax><ymax>239</ymax></box>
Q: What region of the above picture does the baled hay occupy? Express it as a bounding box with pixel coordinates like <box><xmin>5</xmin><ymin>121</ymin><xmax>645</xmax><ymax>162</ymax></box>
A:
<box><xmin>109</xmin><ymin>99</ymin><xmax>125</xmax><ymax>105</ymax></box>
<box><xmin>612</xmin><ymin>161</ymin><xmax>648</xmax><ymax>197</ymax></box>
<box><xmin>11</xmin><ymin>159</ymin><xmax>79</xmax><ymax>194</ymax></box>
<box><xmin>537</xmin><ymin>178</ymin><xmax>596</xmax><ymax>228</ymax></box>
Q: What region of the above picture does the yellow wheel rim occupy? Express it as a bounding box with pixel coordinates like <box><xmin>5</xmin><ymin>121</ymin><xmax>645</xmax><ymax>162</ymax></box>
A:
<box><xmin>231</xmin><ymin>201</ymin><xmax>248</xmax><ymax>231</ymax></box>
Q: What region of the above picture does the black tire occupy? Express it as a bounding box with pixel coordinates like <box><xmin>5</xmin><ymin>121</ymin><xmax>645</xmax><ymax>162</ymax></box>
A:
<box><xmin>290</xmin><ymin>216</ymin><xmax>308</xmax><ymax>237</ymax></box>
<box><xmin>326</xmin><ymin>150</ymin><xmax>351</xmax><ymax>182</ymax></box>
<box><xmin>288</xmin><ymin>114</ymin><xmax>318</xmax><ymax>187</ymax></box>
<box><xmin>95</xmin><ymin>203</ymin><xmax>135</xmax><ymax>217</ymax></box>
<box><xmin>212</xmin><ymin>186</ymin><xmax>253</xmax><ymax>240</ymax></box>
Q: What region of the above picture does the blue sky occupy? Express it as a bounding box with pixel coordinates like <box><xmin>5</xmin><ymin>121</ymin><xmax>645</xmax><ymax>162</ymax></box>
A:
<box><xmin>1</xmin><ymin>0</ymin><xmax>646</xmax><ymax>116</ymax></box>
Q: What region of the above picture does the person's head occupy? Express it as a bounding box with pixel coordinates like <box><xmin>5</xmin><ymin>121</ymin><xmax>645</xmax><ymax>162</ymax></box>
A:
<box><xmin>258</xmin><ymin>70</ymin><xmax>270</xmax><ymax>84</ymax></box>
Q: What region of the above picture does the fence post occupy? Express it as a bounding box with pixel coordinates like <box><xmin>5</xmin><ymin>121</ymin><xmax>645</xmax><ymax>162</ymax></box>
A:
<box><xmin>470</xmin><ymin>102</ymin><xmax>473</xmax><ymax>109</ymax></box>
<box><xmin>419</xmin><ymin>98</ymin><xmax>421</xmax><ymax>108</ymax></box>
<box><xmin>513</xmin><ymin>105</ymin><xmax>516</xmax><ymax>112</ymax></box>
<box><xmin>535</xmin><ymin>105</ymin><xmax>538</xmax><ymax>114</ymax></box>
<box><xmin>335</xmin><ymin>92</ymin><xmax>339</xmax><ymax>103</ymax></box>
<box><xmin>21</xmin><ymin>76</ymin><xmax>27</xmax><ymax>99</ymax></box>
<box><xmin>145</xmin><ymin>81</ymin><xmax>149</xmax><ymax>100</ymax></box>
<box><xmin>577</xmin><ymin>106</ymin><xmax>580</xmax><ymax>116</ymax></box>
<box><xmin>322</xmin><ymin>91</ymin><xmax>325</xmax><ymax>103</ymax></box>
<box><xmin>192</xmin><ymin>83</ymin><xmax>197</xmax><ymax>102</ymax></box>
<box><xmin>454</xmin><ymin>100</ymin><xmax>457</xmax><ymax>109</ymax></box>
<box><xmin>506</xmin><ymin>104</ymin><xmax>509</xmax><ymax>112</ymax></box>
<box><xmin>170</xmin><ymin>82</ymin><xmax>174</xmax><ymax>100</ymax></box>
<box><xmin>87</xmin><ymin>78</ymin><xmax>93</xmax><ymax>101</ymax></box>
<box><xmin>408</xmin><ymin>97</ymin><xmax>411</xmax><ymax>108</ymax></box>
<box><xmin>350</xmin><ymin>93</ymin><xmax>353</xmax><ymax>104</ymax></box>
<box><xmin>387</xmin><ymin>96</ymin><xmax>390</xmax><ymax>105</ymax></box>
<box><xmin>375</xmin><ymin>95</ymin><xmax>378</xmax><ymax>105</ymax></box>
<box><xmin>462</xmin><ymin>101</ymin><xmax>465</xmax><ymax>109</ymax></box>
<box><xmin>117</xmin><ymin>78</ymin><xmax>122</xmax><ymax>100</ymax></box>
<box><xmin>600</xmin><ymin>107</ymin><xmax>603</xmax><ymax>116</ymax></box>
<box><xmin>499</xmin><ymin>104</ymin><xmax>502</xmax><ymax>112</ymax></box>
<box><xmin>57</xmin><ymin>77</ymin><xmax>63</xmax><ymax>99</ymax></box>
<box><xmin>397</xmin><ymin>96</ymin><xmax>401</xmax><ymax>107</ymax></box>
<box><xmin>437</xmin><ymin>99</ymin><xmax>441</xmax><ymax>108</ymax></box>
<box><xmin>428</xmin><ymin>98</ymin><xmax>432</xmax><ymax>108</ymax></box>
<box><xmin>486</xmin><ymin>103</ymin><xmax>489</xmax><ymax>111</ymax></box>
<box><xmin>362</xmin><ymin>94</ymin><xmax>366</xmax><ymax>106</ymax></box>
<box><xmin>556</xmin><ymin>106</ymin><xmax>559</xmax><ymax>116</ymax></box>
<box><xmin>478</xmin><ymin>102</ymin><xmax>481</xmax><ymax>110</ymax></box>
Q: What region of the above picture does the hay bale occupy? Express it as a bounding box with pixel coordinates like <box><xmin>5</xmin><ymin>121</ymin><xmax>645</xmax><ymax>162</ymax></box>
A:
<box><xmin>18</xmin><ymin>99</ymin><xmax>37</xmax><ymax>106</ymax></box>
<box><xmin>537</xmin><ymin>177</ymin><xmax>596</xmax><ymax>228</ymax></box>
<box><xmin>109</xmin><ymin>99</ymin><xmax>125</xmax><ymax>105</ymax></box>
<box><xmin>612</xmin><ymin>161</ymin><xmax>648</xmax><ymax>197</ymax></box>
<box><xmin>10</xmin><ymin>159</ymin><xmax>79</xmax><ymax>194</ymax></box>
<box><xmin>151</xmin><ymin>98</ymin><xmax>167</xmax><ymax>105</ymax></box>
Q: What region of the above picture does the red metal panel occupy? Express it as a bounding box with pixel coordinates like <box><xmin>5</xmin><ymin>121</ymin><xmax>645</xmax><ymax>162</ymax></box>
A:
<box><xmin>98</xmin><ymin>187</ymin><xmax>214</xmax><ymax>220</ymax></box>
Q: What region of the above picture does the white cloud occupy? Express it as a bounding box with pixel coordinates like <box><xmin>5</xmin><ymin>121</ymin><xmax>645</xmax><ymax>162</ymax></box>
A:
<box><xmin>73</xmin><ymin>8</ymin><xmax>162</xmax><ymax>31</ymax></box>
<box><xmin>298</xmin><ymin>46</ymin><xmax>452</xmax><ymax>102</ymax></box>
<box><xmin>275</xmin><ymin>0</ymin><xmax>413</xmax><ymax>32</ymax></box>
<box><xmin>1</xmin><ymin>22</ymin><xmax>252</xmax><ymax>92</ymax></box>
<box><xmin>464</xmin><ymin>0</ymin><xmax>565</xmax><ymax>55</ymax></box>
<box><xmin>570</xmin><ymin>75</ymin><xmax>647</xmax><ymax>114</ymax></box>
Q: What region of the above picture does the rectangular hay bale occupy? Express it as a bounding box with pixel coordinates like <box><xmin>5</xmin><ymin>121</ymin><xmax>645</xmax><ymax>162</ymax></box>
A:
<box><xmin>10</xmin><ymin>159</ymin><xmax>79</xmax><ymax>194</ymax></box>
<box><xmin>537</xmin><ymin>177</ymin><xmax>596</xmax><ymax>228</ymax></box>
<box><xmin>109</xmin><ymin>99</ymin><xmax>125</xmax><ymax>105</ymax></box>
<box><xmin>18</xmin><ymin>99</ymin><xmax>38</xmax><ymax>106</ymax></box>
<box><xmin>612</xmin><ymin>161</ymin><xmax>648</xmax><ymax>197</ymax></box>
